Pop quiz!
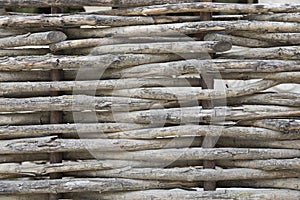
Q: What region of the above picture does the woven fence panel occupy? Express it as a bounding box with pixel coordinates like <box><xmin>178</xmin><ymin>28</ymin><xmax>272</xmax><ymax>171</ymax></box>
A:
<box><xmin>0</xmin><ymin>1</ymin><xmax>299</xmax><ymax>199</ymax></box>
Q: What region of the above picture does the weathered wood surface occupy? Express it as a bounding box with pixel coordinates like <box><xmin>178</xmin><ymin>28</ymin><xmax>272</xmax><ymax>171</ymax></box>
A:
<box><xmin>99</xmin><ymin>3</ymin><xmax>300</xmax><ymax>16</ymax></box>
<box><xmin>65</xmin><ymin>21</ymin><xmax>300</xmax><ymax>39</ymax></box>
<box><xmin>0</xmin><ymin>136</ymin><xmax>203</xmax><ymax>154</ymax></box>
<box><xmin>63</xmin><ymin>148</ymin><xmax>300</xmax><ymax>161</ymax></box>
<box><xmin>81</xmin><ymin>105</ymin><xmax>300</xmax><ymax>124</ymax></box>
<box><xmin>0</xmin><ymin>123</ymin><xmax>152</xmax><ymax>139</ymax></box>
<box><xmin>0</xmin><ymin>194</ymin><xmax>49</xmax><ymax>200</ymax></box>
<box><xmin>99</xmin><ymin>80</ymin><xmax>278</xmax><ymax>100</ymax></box>
<box><xmin>5</xmin><ymin>57</ymin><xmax>299</xmax><ymax>73</ymax></box>
<box><xmin>74</xmin><ymin>189</ymin><xmax>300</xmax><ymax>200</ymax></box>
<box><xmin>109</xmin><ymin>59</ymin><xmax>300</xmax><ymax>78</ymax></box>
<box><xmin>104</xmin><ymin>125</ymin><xmax>300</xmax><ymax>140</ymax></box>
<box><xmin>0</xmin><ymin>160</ymin><xmax>165</xmax><ymax>176</ymax></box>
<box><xmin>239</xmin><ymin>119</ymin><xmax>300</xmax><ymax>135</ymax></box>
<box><xmin>230</xmin><ymin>32</ymin><xmax>300</xmax><ymax>45</ymax></box>
<box><xmin>0</xmin><ymin>112</ymin><xmax>49</xmax><ymax>126</ymax></box>
<box><xmin>0</xmin><ymin>95</ymin><xmax>179</xmax><ymax>112</ymax></box>
<box><xmin>0</xmin><ymin>178</ymin><xmax>188</xmax><ymax>194</ymax></box>
<box><xmin>245</xmin><ymin>13</ymin><xmax>300</xmax><ymax>23</ymax></box>
<box><xmin>0</xmin><ymin>71</ymin><xmax>50</xmax><ymax>82</ymax></box>
<box><xmin>220</xmin><ymin>178</ymin><xmax>300</xmax><ymax>190</ymax></box>
<box><xmin>204</xmin><ymin>33</ymin><xmax>276</xmax><ymax>48</ymax></box>
<box><xmin>2</xmin><ymin>158</ymin><xmax>300</xmax><ymax>176</ymax></box>
<box><xmin>0</xmin><ymin>48</ymin><xmax>50</xmax><ymax>56</ymax></box>
<box><xmin>0</xmin><ymin>0</ymin><xmax>200</xmax><ymax>8</ymax></box>
<box><xmin>218</xmin><ymin>158</ymin><xmax>300</xmax><ymax>170</ymax></box>
<box><xmin>0</xmin><ymin>78</ymin><xmax>200</xmax><ymax>95</ymax></box>
<box><xmin>67</xmin><ymin>167</ymin><xmax>300</xmax><ymax>181</ymax></box>
<box><xmin>91</xmin><ymin>41</ymin><xmax>232</xmax><ymax>55</ymax></box>
<box><xmin>0</xmin><ymin>14</ymin><xmax>201</xmax><ymax>28</ymax></box>
<box><xmin>219</xmin><ymin>138</ymin><xmax>300</xmax><ymax>149</ymax></box>
<box><xmin>0</xmin><ymin>31</ymin><xmax>66</xmax><ymax>49</ymax></box>
<box><xmin>225</xmin><ymin>92</ymin><xmax>300</xmax><ymax>107</ymax></box>
<box><xmin>50</xmin><ymin>36</ymin><xmax>195</xmax><ymax>52</ymax></box>
<box><xmin>218</xmin><ymin>46</ymin><xmax>300</xmax><ymax>60</ymax></box>
<box><xmin>0</xmin><ymin>54</ymin><xmax>185</xmax><ymax>71</ymax></box>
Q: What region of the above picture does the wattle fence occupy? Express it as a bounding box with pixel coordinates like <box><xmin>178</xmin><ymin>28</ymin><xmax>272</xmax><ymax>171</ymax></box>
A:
<box><xmin>0</xmin><ymin>1</ymin><xmax>299</xmax><ymax>199</ymax></box>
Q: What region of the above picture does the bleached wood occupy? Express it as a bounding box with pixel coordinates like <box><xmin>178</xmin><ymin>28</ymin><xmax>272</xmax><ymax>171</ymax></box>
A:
<box><xmin>0</xmin><ymin>31</ymin><xmax>66</xmax><ymax>49</ymax></box>
<box><xmin>231</xmin><ymin>32</ymin><xmax>300</xmax><ymax>45</ymax></box>
<box><xmin>83</xmin><ymin>105</ymin><xmax>299</xmax><ymax>124</ymax></box>
<box><xmin>65</xmin><ymin>21</ymin><xmax>300</xmax><ymax>39</ymax></box>
<box><xmin>0</xmin><ymin>123</ymin><xmax>152</xmax><ymax>139</ymax></box>
<box><xmin>0</xmin><ymin>14</ymin><xmax>201</xmax><ymax>28</ymax></box>
<box><xmin>66</xmin><ymin>167</ymin><xmax>300</xmax><ymax>181</ymax></box>
<box><xmin>204</xmin><ymin>33</ymin><xmax>276</xmax><ymax>47</ymax></box>
<box><xmin>0</xmin><ymin>136</ymin><xmax>202</xmax><ymax>154</ymax></box>
<box><xmin>91</xmin><ymin>41</ymin><xmax>232</xmax><ymax>55</ymax></box>
<box><xmin>100</xmin><ymin>80</ymin><xmax>278</xmax><ymax>100</ymax></box>
<box><xmin>98</xmin><ymin>2</ymin><xmax>300</xmax><ymax>16</ymax></box>
<box><xmin>0</xmin><ymin>0</ymin><xmax>200</xmax><ymax>8</ymax></box>
<box><xmin>50</xmin><ymin>36</ymin><xmax>194</xmax><ymax>52</ymax></box>
<box><xmin>0</xmin><ymin>54</ymin><xmax>184</xmax><ymax>71</ymax></box>
<box><xmin>109</xmin><ymin>59</ymin><xmax>300</xmax><ymax>78</ymax></box>
<box><xmin>0</xmin><ymin>178</ymin><xmax>185</xmax><ymax>194</ymax></box>
<box><xmin>218</xmin><ymin>158</ymin><xmax>300</xmax><ymax>170</ymax></box>
<box><xmin>218</xmin><ymin>46</ymin><xmax>300</xmax><ymax>60</ymax></box>
<box><xmin>63</xmin><ymin>148</ymin><xmax>300</xmax><ymax>161</ymax></box>
<box><xmin>245</xmin><ymin>13</ymin><xmax>300</xmax><ymax>23</ymax></box>
<box><xmin>220</xmin><ymin>178</ymin><xmax>300</xmax><ymax>191</ymax></box>
<box><xmin>0</xmin><ymin>78</ymin><xmax>200</xmax><ymax>96</ymax></box>
<box><xmin>239</xmin><ymin>119</ymin><xmax>300</xmax><ymax>135</ymax></box>
<box><xmin>79</xmin><ymin>189</ymin><xmax>300</xmax><ymax>200</ymax></box>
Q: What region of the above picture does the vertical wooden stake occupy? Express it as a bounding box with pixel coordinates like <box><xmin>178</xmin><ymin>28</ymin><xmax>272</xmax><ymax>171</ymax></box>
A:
<box><xmin>49</xmin><ymin>6</ymin><xmax>64</xmax><ymax>200</ymax></box>
<box><xmin>197</xmin><ymin>0</ymin><xmax>217</xmax><ymax>191</ymax></box>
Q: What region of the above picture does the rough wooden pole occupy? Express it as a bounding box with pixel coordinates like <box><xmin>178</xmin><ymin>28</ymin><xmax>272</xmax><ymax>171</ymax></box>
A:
<box><xmin>49</xmin><ymin>6</ymin><xmax>64</xmax><ymax>200</ymax></box>
<box><xmin>198</xmin><ymin>0</ymin><xmax>216</xmax><ymax>192</ymax></box>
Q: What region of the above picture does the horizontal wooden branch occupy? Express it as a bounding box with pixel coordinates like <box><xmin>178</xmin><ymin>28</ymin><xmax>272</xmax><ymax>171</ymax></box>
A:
<box><xmin>67</xmin><ymin>167</ymin><xmax>300</xmax><ymax>181</ymax></box>
<box><xmin>0</xmin><ymin>178</ymin><xmax>186</xmax><ymax>194</ymax></box>
<box><xmin>0</xmin><ymin>14</ymin><xmax>201</xmax><ymax>28</ymax></box>
<box><xmin>0</xmin><ymin>123</ymin><xmax>152</xmax><ymax>139</ymax></box>
<box><xmin>91</xmin><ymin>41</ymin><xmax>232</xmax><ymax>55</ymax></box>
<box><xmin>230</xmin><ymin>32</ymin><xmax>300</xmax><ymax>45</ymax></box>
<box><xmin>84</xmin><ymin>189</ymin><xmax>300</xmax><ymax>200</ymax></box>
<box><xmin>226</xmin><ymin>92</ymin><xmax>300</xmax><ymax>107</ymax></box>
<box><xmin>0</xmin><ymin>31</ymin><xmax>66</xmax><ymax>49</ymax></box>
<box><xmin>0</xmin><ymin>78</ymin><xmax>200</xmax><ymax>96</ymax></box>
<box><xmin>63</xmin><ymin>148</ymin><xmax>300</xmax><ymax>161</ymax></box>
<box><xmin>220</xmin><ymin>178</ymin><xmax>300</xmax><ymax>191</ymax></box>
<box><xmin>239</xmin><ymin>119</ymin><xmax>300</xmax><ymax>135</ymax></box>
<box><xmin>104</xmin><ymin>124</ymin><xmax>299</xmax><ymax>140</ymax></box>
<box><xmin>245</xmin><ymin>13</ymin><xmax>300</xmax><ymax>23</ymax></box>
<box><xmin>98</xmin><ymin>2</ymin><xmax>300</xmax><ymax>16</ymax></box>
<box><xmin>64</xmin><ymin>21</ymin><xmax>300</xmax><ymax>39</ymax></box>
<box><xmin>112</xmin><ymin>59</ymin><xmax>300</xmax><ymax>78</ymax></box>
<box><xmin>0</xmin><ymin>136</ymin><xmax>201</xmax><ymax>154</ymax></box>
<box><xmin>218</xmin><ymin>46</ymin><xmax>300</xmax><ymax>60</ymax></box>
<box><xmin>0</xmin><ymin>54</ymin><xmax>185</xmax><ymax>71</ymax></box>
<box><xmin>0</xmin><ymin>94</ymin><xmax>181</xmax><ymax>112</ymax></box>
<box><xmin>0</xmin><ymin>0</ymin><xmax>199</xmax><ymax>8</ymax></box>
<box><xmin>204</xmin><ymin>33</ymin><xmax>276</xmax><ymax>48</ymax></box>
<box><xmin>0</xmin><ymin>160</ymin><xmax>164</xmax><ymax>176</ymax></box>
<box><xmin>218</xmin><ymin>158</ymin><xmax>300</xmax><ymax>170</ymax></box>
<box><xmin>50</xmin><ymin>36</ymin><xmax>195</xmax><ymax>52</ymax></box>
<box><xmin>82</xmin><ymin>105</ymin><xmax>300</xmax><ymax>124</ymax></box>
<box><xmin>101</xmin><ymin>80</ymin><xmax>278</xmax><ymax>101</ymax></box>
